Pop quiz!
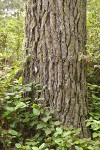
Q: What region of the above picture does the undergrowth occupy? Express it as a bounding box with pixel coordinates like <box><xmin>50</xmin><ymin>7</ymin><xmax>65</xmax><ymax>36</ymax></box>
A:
<box><xmin>0</xmin><ymin>73</ymin><xmax>100</xmax><ymax>150</ymax></box>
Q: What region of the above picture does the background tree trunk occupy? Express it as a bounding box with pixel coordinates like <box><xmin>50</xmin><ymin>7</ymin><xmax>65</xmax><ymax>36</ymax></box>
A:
<box><xmin>23</xmin><ymin>0</ymin><xmax>90</xmax><ymax>137</ymax></box>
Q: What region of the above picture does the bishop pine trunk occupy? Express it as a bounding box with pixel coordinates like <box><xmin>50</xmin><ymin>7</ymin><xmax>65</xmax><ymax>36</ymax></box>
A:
<box><xmin>23</xmin><ymin>0</ymin><xmax>89</xmax><ymax>137</ymax></box>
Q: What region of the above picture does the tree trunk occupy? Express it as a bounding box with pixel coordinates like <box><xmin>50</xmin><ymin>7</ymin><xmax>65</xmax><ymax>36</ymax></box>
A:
<box><xmin>23</xmin><ymin>0</ymin><xmax>89</xmax><ymax>138</ymax></box>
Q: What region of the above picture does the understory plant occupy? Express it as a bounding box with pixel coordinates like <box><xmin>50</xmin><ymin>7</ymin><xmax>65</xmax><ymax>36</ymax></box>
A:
<box><xmin>0</xmin><ymin>77</ymin><xmax>100</xmax><ymax>150</ymax></box>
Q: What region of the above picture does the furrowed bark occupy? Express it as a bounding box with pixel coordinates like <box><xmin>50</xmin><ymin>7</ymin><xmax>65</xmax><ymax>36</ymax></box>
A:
<box><xmin>23</xmin><ymin>0</ymin><xmax>90</xmax><ymax>138</ymax></box>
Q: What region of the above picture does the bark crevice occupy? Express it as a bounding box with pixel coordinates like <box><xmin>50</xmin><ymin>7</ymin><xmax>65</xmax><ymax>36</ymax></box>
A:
<box><xmin>23</xmin><ymin>0</ymin><xmax>90</xmax><ymax>138</ymax></box>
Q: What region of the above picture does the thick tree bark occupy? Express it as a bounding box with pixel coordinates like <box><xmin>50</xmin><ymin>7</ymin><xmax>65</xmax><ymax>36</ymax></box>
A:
<box><xmin>23</xmin><ymin>0</ymin><xmax>89</xmax><ymax>137</ymax></box>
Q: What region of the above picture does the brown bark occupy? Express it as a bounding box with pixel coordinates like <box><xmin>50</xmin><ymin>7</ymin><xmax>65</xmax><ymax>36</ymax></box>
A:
<box><xmin>23</xmin><ymin>0</ymin><xmax>90</xmax><ymax>138</ymax></box>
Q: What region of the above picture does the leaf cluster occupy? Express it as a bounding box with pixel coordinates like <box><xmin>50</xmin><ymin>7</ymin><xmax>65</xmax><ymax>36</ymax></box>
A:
<box><xmin>0</xmin><ymin>78</ymin><xmax>100</xmax><ymax>150</ymax></box>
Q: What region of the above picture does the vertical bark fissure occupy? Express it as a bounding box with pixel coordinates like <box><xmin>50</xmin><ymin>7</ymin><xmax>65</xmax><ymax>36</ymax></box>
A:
<box><xmin>23</xmin><ymin>0</ymin><xmax>89</xmax><ymax>137</ymax></box>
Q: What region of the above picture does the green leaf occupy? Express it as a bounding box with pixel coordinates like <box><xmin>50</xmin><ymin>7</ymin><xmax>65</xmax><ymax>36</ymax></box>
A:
<box><xmin>37</xmin><ymin>123</ymin><xmax>46</xmax><ymax>129</ymax></box>
<box><xmin>62</xmin><ymin>131</ymin><xmax>71</xmax><ymax>137</ymax></box>
<box><xmin>74</xmin><ymin>140</ymin><xmax>80</xmax><ymax>144</ymax></box>
<box><xmin>6</xmin><ymin>107</ymin><xmax>15</xmax><ymax>112</ymax></box>
<box><xmin>32</xmin><ymin>104</ymin><xmax>39</xmax><ymax>108</ymax></box>
<box><xmin>5</xmin><ymin>96</ymin><xmax>10</xmax><ymax>99</ymax></box>
<box><xmin>5</xmin><ymin>92</ymin><xmax>15</xmax><ymax>96</ymax></box>
<box><xmin>55</xmin><ymin>138</ymin><xmax>62</xmax><ymax>145</ymax></box>
<box><xmin>56</xmin><ymin>127</ymin><xmax>63</xmax><ymax>134</ymax></box>
<box><xmin>73</xmin><ymin>128</ymin><xmax>81</xmax><ymax>135</ymax></box>
<box><xmin>42</xmin><ymin>116</ymin><xmax>52</xmax><ymax>122</ymax></box>
<box><xmin>25</xmin><ymin>87</ymin><xmax>32</xmax><ymax>92</ymax></box>
<box><xmin>93</xmin><ymin>133</ymin><xmax>99</xmax><ymax>138</ymax></box>
<box><xmin>9</xmin><ymin>129</ymin><xmax>18</xmax><ymax>136</ymax></box>
<box><xmin>18</xmin><ymin>76</ymin><xmax>22</xmax><ymax>84</ymax></box>
<box><xmin>33</xmin><ymin>108</ymin><xmax>40</xmax><ymax>116</ymax></box>
<box><xmin>14</xmin><ymin>95</ymin><xmax>21</xmax><ymax>99</ymax></box>
<box><xmin>75</xmin><ymin>146</ymin><xmax>83</xmax><ymax>150</ymax></box>
<box><xmin>87</xmin><ymin>146</ymin><xmax>94</xmax><ymax>150</ymax></box>
<box><xmin>15</xmin><ymin>143</ymin><xmax>21</xmax><ymax>148</ymax></box>
<box><xmin>92</xmin><ymin>94</ymin><xmax>100</xmax><ymax>100</ymax></box>
<box><xmin>35</xmin><ymin>84</ymin><xmax>42</xmax><ymax>90</ymax></box>
<box><xmin>39</xmin><ymin>143</ymin><xmax>46</xmax><ymax>149</ymax></box>
<box><xmin>45</xmin><ymin>128</ymin><xmax>52</xmax><ymax>135</ymax></box>
<box><xmin>32</xmin><ymin>147</ymin><xmax>39</xmax><ymax>150</ymax></box>
<box><xmin>15</xmin><ymin>102</ymin><xmax>27</xmax><ymax>109</ymax></box>
<box><xmin>53</xmin><ymin>121</ymin><xmax>61</xmax><ymax>126</ymax></box>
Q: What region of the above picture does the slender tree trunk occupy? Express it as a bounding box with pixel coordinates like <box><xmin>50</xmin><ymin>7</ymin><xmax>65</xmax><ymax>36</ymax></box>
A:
<box><xmin>23</xmin><ymin>0</ymin><xmax>90</xmax><ymax>137</ymax></box>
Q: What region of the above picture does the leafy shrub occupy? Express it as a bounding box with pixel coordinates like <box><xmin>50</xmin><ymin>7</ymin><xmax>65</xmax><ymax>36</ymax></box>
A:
<box><xmin>86</xmin><ymin>84</ymin><xmax>100</xmax><ymax>144</ymax></box>
<box><xmin>0</xmin><ymin>78</ymin><xmax>100</xmax><ymax>150</ymax></box>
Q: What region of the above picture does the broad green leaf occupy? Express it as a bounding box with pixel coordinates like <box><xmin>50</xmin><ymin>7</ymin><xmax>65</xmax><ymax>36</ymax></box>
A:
<box><xmin>5</xmin><ymin>96</ymin><xmax>10</xmax><ymax>99</ymax></box>
<box><xmin>9</xmin><ymin>129</ymin><xmax>18</xmax><ymax>136</ymax></box>
<box><xmin>74</xmin><ymin>140</ymin><xmax>80</xmax><ymax>144</ymax></box>
<box><xmin>5</xmin><ymin>92</ymin><xmax>15</xmax><ymax>96</ymax></box>
<box><xmin>93</xmin><ymin>133</ymin><xmax>99</xmax><ymax>138</ymax></box>
<box><xmin>25</xmin><ymin>87</ymin><xmax>32</xmax><ymax>92</ymax></box>
<box><xmin>35</xmin><ymin>84</ymin><xmax>42</xmax><ymax>90</ymax></box>
<box><xmin>87</xmin><ymin>146</ymin><xmax>94</xmax><ymax>150</ymax></box>
<box><xmin>32</xmin><ymin>147</ymin><xmax>39</xmax><ymax>150</ymax></box>
<box><xmin>75</xmin><ymin>146</ymin><xmax>83</xmax><ymax>150</ymax></box>
<box><xmin>33</xmin><ymin>108</ymin><xmax>40</xmax><ymax>116</ymax></box>
<box><xmin>73</xmin><ymin>128</ymin><xmax>81</xmax><ymax>135</ymax></box>
<box><xmin>37</xmin><ymin>123</ymin><xmax>46</xmax><ymax>129</ymax></box>
<box><xmin>14</xmin><ymin>95</ymin><xmax>21</xmax><ymax>99</ymax></box>
<box><xmin>55</xmin><ymin>138</ymin><xmax>62</xmax><ymax>145</ymax></box>
<box><xmin>18</xmin><ymin>76</ymin><xmax>22</xmax><ymax>84</ymax></box>
<box><xmin>15</xmin><ymin>102</ymin><xmax>27</xmax><ymax>109</ymax></box>
<box><xmin>56</xmin><ymin>127</ymin><xmax>63</xmax><ymax>134</ymax></box>
<box><xmin>62</xmin><ymin>131</ymin><xmax>71</xmax><ymax>137</ymax></box>
<box><xmin>42</xmin><ymin>116</ymin><xmax>52</xmax><ymax>122</ymax></box>
<box><xmin>45</xmin><ymin>128</ymin><xmax>52</xmax><ymax>135</ymax></box>
<box><xmin>32</xmin><ymin>104</ymin><xmax>38</xmax><ymax>108</ymax></box>
<box><xmin>5</xmin><ymin>107</ymin><xmax>15</xmax><ymax>112</ymax></box>
<box><xmin>92</xmin><ymin>94</ymin><xmax>100</xmax><ymax>100</ymax></box>
<box><xmin>53</xmin><ymin>121</ymin><xmax>61</xmax><ymax>126</ymax></box>
<box><xmin>15</xmin><ymin>143</ymin><xmax>21</xmax><ymax>148</ymax></box>
<box><xmin>39</xmin><ymin>143</ymin><xmax>46</xmax><ymax>149</ymax></box>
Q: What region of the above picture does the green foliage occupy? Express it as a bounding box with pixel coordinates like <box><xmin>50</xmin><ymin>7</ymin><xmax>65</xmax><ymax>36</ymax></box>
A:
<box><xmin>0</xmin><ymin>80</ymin><xmax>100</xmax><ymax>150</ymax></box>
<box><xmin>0</xmin><ymin>12</ymin><xmax>23</xmax><ymax>99</ymax></box>
<box><xmin>0</xmin><ymin>0</ymin><xmax>100</xmax><ymax>149</ymax></box>
<box><xmin>0</xmin><ymin>15</ymin><xmax>23</xmax><ymax>62</ymax></box>
<box><xmin>86</xmin><ymin>84</ymin><xmax>100</xmax><ymax>143</ymax></box>
<box><xmin>86</xmin><ymin>0</ymin><xmax>100</xmax><ymax>85</ymax></box>
<box><xmin>86</xmin><ymin>117</ymin><xmax>100</xmax><ymax>139</ymax></box>
<box><xmin>88</xmin><ymin>84</ymin><xmax>100</xmax><ymax>119</ymax></box>
<box><xmin>87</xmin><ymin>0</ymin><xmax>100</xmax><ymax>62</ymax></box>
<box><xmin>86</xmin><ymin>1</ymin><xmax>100</xmax><ymax>146</ymax></box>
